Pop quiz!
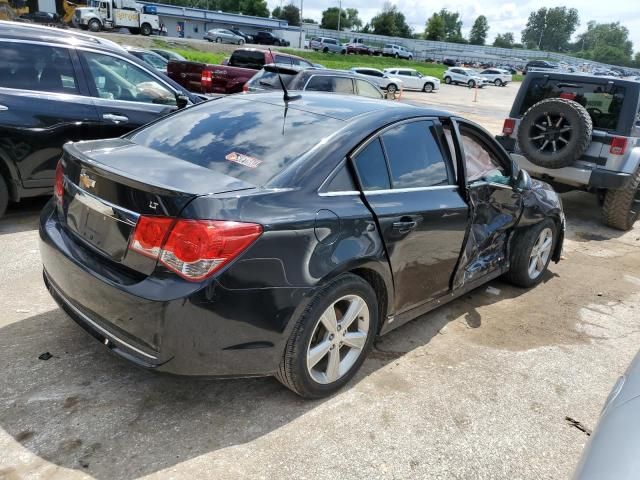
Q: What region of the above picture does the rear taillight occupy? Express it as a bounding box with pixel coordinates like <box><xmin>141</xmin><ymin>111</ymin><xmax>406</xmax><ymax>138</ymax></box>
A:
<box><xmin>502</xmin><ymin>118</ymin><xmax>516</xmax><ymax>136</ymax></box>
<box><xmin>129</xmin><ymin>217</ymin><xmax>262</xmax><ymax>281</ymax></box>
<box><xmin>201</xmin><ymin>70</ymin><xmax>212</xmax><ymax>89</ymax></box>
<box><xmin>610</xmin><ymin>137</ymin><xmax>628</xmax><ymax>156</ymax></box>
<box><xmin>242</xmin><ymin>83</ymin><xmax>249</xmax><ymax>93</ymax></box>
<box><xmin>560</xmin><ymin>92</ymin><xmax>577</xmax><ymax>101</ymax></box>
<box><xmin>54</xmin><ymin>160</ymin><xmax>64</xmax><ymax>206</ymax></box>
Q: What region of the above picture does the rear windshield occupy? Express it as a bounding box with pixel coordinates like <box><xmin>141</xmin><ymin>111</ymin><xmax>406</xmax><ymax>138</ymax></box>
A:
<box><xmin>229</xmin><ymin>50</ymin><xmax>265</xmax><ymax>69</ymax></box>
<box><xmin>248</xmin><ymin>69</ymin><xmax>297</xmax><ymax>89</ymax></box>
<box><xmin>129</xmin><ymin>97</ymin><xmax>343</xmax><ymax>185</ymax></box>
<box><xmin>520</xmin><ymin>78</ymin><xmax>626</xmax><ymax>131</ymax></box>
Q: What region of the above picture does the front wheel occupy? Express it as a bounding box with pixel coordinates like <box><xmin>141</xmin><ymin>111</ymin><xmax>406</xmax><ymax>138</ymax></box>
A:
<box><xmin>275</xmin><ymin>274</ymin><xmax>378</xmax><ymax>398</ymax></box>
<box><xmin>88</xmin><ymin>19</ymin><xmax>100</xmax><ymax>32</ymax></box>
<box><xmin>506</xmin><ymin>219</ymin><xmax>557</xmax><ymax>288</ymax></box>
<box><xmin>274</xmin><ymin>40</ymin><xmax>281</xmax><ymax>46</ymax></box>
<box><xmin>602</xmin><ymin>168</ymin><xmax>640</xmax><ymax>231</ymax></box>
<box><xmin>468</xmin><ymin>80</ymin><xmax>476</xmax><ymax>88</ymax></box>
<box><xmin>140</xmin><ymin>23</ymin><xmax>151</xmax><ymax>36</ymax></box>
<box><xmin>423</xmin><ymin>82</ymin><xmax>434</xmax><ymax>93</ymax></box>
<box><xmin>386</xmin><ymin>83</ymin><xmax>397</xmax><ymax>95</ymax></box>
<box><xmin>494</xmin><ymin>78</ymin><xmax>503</xmax><ymax>86</ymax></box>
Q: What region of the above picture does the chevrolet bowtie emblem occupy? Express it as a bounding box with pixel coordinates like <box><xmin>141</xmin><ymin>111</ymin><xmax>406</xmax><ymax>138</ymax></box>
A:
<box><xmin>79</xmin><ymin>171</ymin><xmax>96</xmax><ymax>190</ymax></box>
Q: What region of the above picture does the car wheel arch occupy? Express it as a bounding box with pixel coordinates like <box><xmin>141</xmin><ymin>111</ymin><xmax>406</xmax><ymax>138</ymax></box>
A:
<box><xmin>0</xmin><ymin>150</ymin><xmax>20</xmax><ymax>202</ymax></box>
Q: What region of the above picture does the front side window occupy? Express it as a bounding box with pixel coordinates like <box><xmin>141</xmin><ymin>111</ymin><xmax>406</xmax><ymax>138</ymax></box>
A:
<box><xmin>460</xmin><ymin>129</ymin><xmax>505</xmax><ymax>182</ymax></box>
<box><xmin>0</xmin><ymin>41</ymin><xmax>78</xmax><ymax>94</ymax></box>
<box><xmin>82</xmin><ymin>51</ymin><xmax>176</xmax><ymax>105</ymax></box>
<box><xmin>356</xmin><ymin>79</ymin><xmax>382</xmax><ymax>99</ymax></box>
<box><xmin>382</xmin><ymin>121</ymin><xmax>450</xmax><ymax>189</ymax></box>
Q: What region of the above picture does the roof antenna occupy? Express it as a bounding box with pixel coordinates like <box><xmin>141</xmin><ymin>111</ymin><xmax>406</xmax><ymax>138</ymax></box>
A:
<box><xmin>269</xmin><ymin>48</ymin><xmax>300</xmax><ymax>102</ymax></box>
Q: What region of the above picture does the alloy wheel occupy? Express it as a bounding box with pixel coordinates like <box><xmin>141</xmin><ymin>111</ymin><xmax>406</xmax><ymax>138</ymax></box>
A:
<box><xmin>306</xmin><ymin>294</ymin><xmax>370</xmax><ymax>384</ymax></box>
<box><xmin>528</xmin><ymin>112</ymin><xmax>572</xmax><ymax>153</ymax></box>
<box><xmin>528</xmin><ymin>227</ymin><xmax>553</xmax><ymax>279</ymax></box>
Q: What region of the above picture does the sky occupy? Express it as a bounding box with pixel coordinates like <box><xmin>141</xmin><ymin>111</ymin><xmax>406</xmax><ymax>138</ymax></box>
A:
<box><xmin>267</xmin><ymin>0</ymin><xmax>640</xmax><ymax>51</ymax></box>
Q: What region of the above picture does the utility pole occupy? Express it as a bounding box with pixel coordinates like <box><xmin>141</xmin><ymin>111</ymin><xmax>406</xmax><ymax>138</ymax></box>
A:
<box><xmin>336</xmin><ymin>0</ymin><xmax>341</xmax><ymax>32</ymax></box>
<box><xmin>298</xmin><ymin>0</ymin><xmax>303</xmax><ymax>49</ymax></box>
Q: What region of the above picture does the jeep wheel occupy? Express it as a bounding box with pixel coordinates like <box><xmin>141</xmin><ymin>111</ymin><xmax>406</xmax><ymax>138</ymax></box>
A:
<box><xmin>275</xmin><ymin>274</ymin><xmax>378</xmax><ymax>398</ymax></box>
<box><xmin>88</xmin><ymin>19</ymin><xmax>100</xmax><ymax>32</ymax></box>
<box><xmin>602</xmin><ymin>168</ymin><xmax>640</xmax><ymax>230</ymax></box>
<box><xmin>0</xmin><ymin>174</ymin><xmax>8</xmax><ymax>218</ymax></box>
<box><xmin>517</xmin><ymin>98</ymin><xmax>592</xmax><ymax>169</ymax></box>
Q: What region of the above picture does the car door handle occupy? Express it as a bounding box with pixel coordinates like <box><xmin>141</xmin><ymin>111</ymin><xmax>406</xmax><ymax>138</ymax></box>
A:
<box><xmin>102</xmin><ymin>113</ymin><xmax>129</xmax><ymax>124</ymax></box>
<box><xmin>392</xmin><ymin>220</ymin><xmax>418</xmax><ymax>233</ymax></box>
<box><xmin>0</xmin><ymin>105</ymin><xmax>8</xmax><ymax>111</ymax></box>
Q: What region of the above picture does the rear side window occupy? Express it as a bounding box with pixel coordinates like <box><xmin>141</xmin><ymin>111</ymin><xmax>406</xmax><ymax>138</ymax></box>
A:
<box><xmin>229</xmin><ymin>50</ymin><xmax>265</xmax><ymax>69</ymax></box>
<box><xmin>248</xmin><ymin>69</ymin><xmax>296</xmax><ymax>89</ymax></box>
<box><xmin>306</xmin><ymin>76</ymin><xmax>354</xmax><ymax>94</ymax></box>
<box><xmin>520</xmin><ymin>79</ymin><xmax>626</xmax><ymax>131</ymax></box>
<box><xmin>353</xmin><ymin>138</ymin><xmax>390</xmax><ymax>190</ymax></box>
<box><xmin>382</xmin><ymin>121</ymin><xmax>449</xmax><ymax>188</ymax></box>
<box><xmin>130</xmin><ymin>97</ymin><xmax>343</xmax><ymax>186</ymax></box>
<box><xmin>356</xmin><ymin>79</ymin><xmax>382</xmax><ymax>99</ymax></box>
<box><xmin>0</xmin><ymin>41</ymin><xmax>78</xmax><ymax>94</ymax></box>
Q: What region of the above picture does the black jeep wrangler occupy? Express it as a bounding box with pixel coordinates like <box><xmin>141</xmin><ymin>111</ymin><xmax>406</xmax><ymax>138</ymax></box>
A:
<box><xmin>496</xmin><ymin>71</ymin><xmax>640</xmax><ymax>230</ymax></box>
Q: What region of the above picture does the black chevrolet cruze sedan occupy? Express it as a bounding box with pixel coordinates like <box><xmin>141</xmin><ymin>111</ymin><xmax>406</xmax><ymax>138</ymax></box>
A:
<box><xmin>40</xmin><ymin>92</ymin><xmax>565</xmax><ymax>398</ymax></box>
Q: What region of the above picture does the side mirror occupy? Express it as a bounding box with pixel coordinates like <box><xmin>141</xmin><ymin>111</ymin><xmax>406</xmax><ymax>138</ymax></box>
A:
<box><xmin>176</xmin><ymin>94</ymin><xmax>189</xmax><ymax>109</ymax></box>
<box><xmin>515</xmin><ymin>169</ymin><xmax>532</xmax><ymax>191</ymax></box>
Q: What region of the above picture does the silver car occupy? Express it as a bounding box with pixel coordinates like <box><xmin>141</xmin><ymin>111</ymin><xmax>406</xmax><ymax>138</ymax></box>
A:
<box><xmin>573</xmin><ymin>350</ymin><xmax>640</xmax><ymax>479</ymax></box>
<box><xmin>204</xmin><ymin>28</ymin><xmax>245</xmax><ymax>45</ymax></box>
<box><xmin>350</xmin><ymin>67</ymin><xmax>403</xmax><ymax>95</ymax></box>
<box><xmin>309</xmin><ymin>37</ymin><xmax>346</xmax><ymax>54</ymax></box>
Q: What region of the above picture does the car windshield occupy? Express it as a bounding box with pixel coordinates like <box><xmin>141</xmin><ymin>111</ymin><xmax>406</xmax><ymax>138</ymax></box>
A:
<box><xmin>138</xmin><ymin>52</ymin><xmax>168</xmax><ymax>70</ymax></box>
<box><xmin>520</xmin><ymin>78</ymin><xmax>626</xmax><ymax>131</ymax></box>
<box><xmin>129</xmin><ymin>97</ymin><xmax>344</xmax><ymax>186</ymax></box>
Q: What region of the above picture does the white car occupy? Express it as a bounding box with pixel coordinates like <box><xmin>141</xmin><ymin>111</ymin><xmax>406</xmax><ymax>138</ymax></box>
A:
<box><xmin>478</xmin><ymin>68</ymin><xmax>513</xmax><ymax>86</ymax></box>
<box><xmin>382</xmin><ymin>44</ymin><xmax>413</xmax><ymax>60</ymax></box>
<box><xmin>350</xmin><ymin>67</ymin><xmax>403</xmax><ymax>95</ymax></box>
<box><xmin>383</xmin><ymin>68</ymin><xmax>440</xmax><ymax>93</ymax></box>
<box><xmin>443</xmin><ymin>67</ymin><xmax>487</xmax><ymax>88</ymax></box>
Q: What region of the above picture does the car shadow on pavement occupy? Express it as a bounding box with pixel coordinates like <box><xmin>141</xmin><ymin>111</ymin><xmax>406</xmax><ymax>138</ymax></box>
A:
<box><xmin>0</xmin><ymin>198</ymin><xmax>49</xmax><ymax>236</ymax></box>
<box><xmin>0</xmin><ymin>270</ymin><xmax>556</xmax><ymax>480</ymax></box>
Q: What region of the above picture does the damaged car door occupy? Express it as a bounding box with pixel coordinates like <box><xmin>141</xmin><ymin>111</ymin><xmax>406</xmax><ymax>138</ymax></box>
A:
<box><xmin>449</xmin><ymin>120</ymin><xmax>523</xmax><ymax>288</ymax></box>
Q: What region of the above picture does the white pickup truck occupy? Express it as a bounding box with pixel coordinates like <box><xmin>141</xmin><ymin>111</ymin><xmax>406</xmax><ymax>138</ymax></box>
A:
<box><xmin>75</xmin><ymin>0</ymin><xmax>159</xmax><ymax>36</ymax></box>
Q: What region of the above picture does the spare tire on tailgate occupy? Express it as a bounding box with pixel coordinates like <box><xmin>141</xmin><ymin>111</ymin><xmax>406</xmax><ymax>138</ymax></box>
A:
<box><xmin>517</xmin><ymin>98</ymin><xmax>592</xmax><ymax>169</ymax></box>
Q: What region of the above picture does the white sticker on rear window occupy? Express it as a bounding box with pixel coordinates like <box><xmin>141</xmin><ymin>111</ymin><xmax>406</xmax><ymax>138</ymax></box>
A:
<box><xmin>225</xmin><ymin>152</ymin><xmax>262</xmax><ymax>168</ymax></box>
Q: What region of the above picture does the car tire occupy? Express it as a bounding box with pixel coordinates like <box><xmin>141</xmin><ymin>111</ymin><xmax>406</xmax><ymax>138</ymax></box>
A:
<box><xmin>494</xmin><ymin>78</ymin><xmax>503</xmax><ymax>86</ymax></box>
<box><xmin>140</xmin><ymin>23</ymin><xmax>151</xmax><ymax>36</ymax></box>
<box><xmin>387</xmin><ymin>83</ymin><xmax>397</xmax><ymax>95</ymax></box>
<box><xmin>215</xmin><ymin>37</ymin><xmax>221</xmax><ymax>43</ymax></box>
<box><xmin>394</xmin><ymin>53</ymin><xmax>399</xmax><ymax>58</ymax></box>
<box><xmin>322</xmin><ymin>47</ymin><xmax>328</xmax><ymax>53</ymax></box>
<box><xmin>444</xmin><ymin>76</ymin><xmax>452</xmax><ymax>84</ymax></box>
<box><xmin>274</xmin><ymin>40</ymin><xmax>281</xmax><ymax>46</ymax></box>
<box><xmin>506</xmin><ymin>218</ymin><xmax>557</xmax><ymax>288</ymax></box>
<box><xmin>341</xmin><ymin>49</ymin><xmax>346</xmax><ymax>55</ymax></box>
<box><xmin>467</xmin><ymin>80</ymin><xmax>476</xmax><ymax>88</ymax></box>
<box><xmin>88</xmin><ymin>19</ymin><xmax>100</xmax><ymax>32</ymax></box>
<box><xmin>238</xmin><ymin>39</ymin><xmax>244</xmax><ymax>45</ymax></box>
<box><xmin>517</xmin><ymin>98</ymin><xmax>592</xmax><ymax>169</ymax></box>
<box><xmin>275</xmin><ymin>273</ymin><xmax>378</xmax><ymax>398</ymax></box>
<box><xmin>0</xmin><ymin>174</ymin><xmax>8</xmax><ymax>219</ymax></box>
<box><xmin>423</xmin><ymin>82</ymin><xmax>434</xmax><ymax>93</ymax></box>
<box><xmin>602</xmin><ymin>167</ymin><xmax>640</xmax><ymax>231</ymax></box>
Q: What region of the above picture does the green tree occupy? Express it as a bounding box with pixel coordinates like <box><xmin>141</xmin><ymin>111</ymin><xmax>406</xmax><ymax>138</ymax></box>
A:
<box><xmin>345</xmin><ymin>8</ymin><xmax>362</xmax><ymax>31</ymax></box>
<box><xmin>369</xmin><ymin>3</ymin><xmax>412</xmax><ymax>38</ymax></box>
<box><xmin>439</xmin><ymin>9</ymin><xmax>463</xmax><ymax>42</ymax></box>
<box><xmin>238</xmin><ymin>0</ymin><xmax>268</xmax><ymax>17</ymax></box>
<box><xmin>302</xmin><ymin>17</ymin><xmax>317</xmax><ymax>24</ymax></box>
<box><xmin>493</xmin><ymin>32</ymin><xmax>514</xmax><ymax>48</ymax></box>
<box><xmin>573</xmin><ymin>21</ymin><xmax>633</xmax><ymax>57</ymax></box>
<box><xmin>320</xmin><ymin>7</ymin><xmax>348</xmax><ymax>30</ymax></box>
<box><xmin>424</xmin><ymin>13</ymin><xmax>445</xmax><ymax>41</ymax></box>
<box><xmin>521</xmin><ymin>7</ymin><xmax>579</xmax><ymax>51</ymax></box>
<box><xmin>469</xmin><ymin>15</ymin><xmax>489</xmax><ymax>45</ymax></box>
<box><xmin>272</xmin><ymin>2</ymin><xmax>300</xmax><ymax>26</ymax></box>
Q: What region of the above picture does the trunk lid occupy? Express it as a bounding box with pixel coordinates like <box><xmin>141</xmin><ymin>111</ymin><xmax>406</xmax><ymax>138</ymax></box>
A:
<box><xmin>59</xmin><ymin>138</ymin><xmax>254</xmax><ymax>275</ymax></box>
<box><xmin>167</xmin><ymin>60</ymin><xmax>207</xmax><ymax>93</ymax></box>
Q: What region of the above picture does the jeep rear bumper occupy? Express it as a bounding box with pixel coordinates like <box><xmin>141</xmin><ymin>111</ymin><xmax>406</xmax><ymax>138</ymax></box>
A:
<box><xmin>509</xmin><ymin>153</ymin><xmax>632</xmax><ymax>190</ymax></box>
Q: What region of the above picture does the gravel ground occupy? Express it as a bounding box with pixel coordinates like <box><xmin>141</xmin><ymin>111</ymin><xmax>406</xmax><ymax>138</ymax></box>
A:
<box><xmin>1</xmin><ymin>52</ymin><xmax>639</xmax><ymax>480</ymax></box>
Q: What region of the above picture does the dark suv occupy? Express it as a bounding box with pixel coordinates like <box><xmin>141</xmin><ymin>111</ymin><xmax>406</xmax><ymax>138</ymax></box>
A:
<box><xmin>497</xmin><ymin>71</ymin><xmax>640</xmax><ymax>230</ymax></box>
<box><xmin>0</xmin><ymin>22</ymin><xmax>199</xmax><ymax>217</ymax></box>
<box><xmin>523</xmin><ymin>60</ymin><xmax>558</xmax><ymax>75</ymax></box>
<box><xmin>253</xmin><ymin>31</ymin><xmax>289</xmax><ymax>46</ymax></box>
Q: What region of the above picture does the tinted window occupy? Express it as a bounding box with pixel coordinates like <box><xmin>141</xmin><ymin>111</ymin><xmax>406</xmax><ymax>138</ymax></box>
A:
<box><xmin>305</xmin><ymin>76</ymin><xmax>354</xmax><ymax>94</ymax></box>
<box><xmin>247</xmin><ymin>69</ymin><xmax>296</xmax><ymax>90</ymax></box>
<box><xmin>353</xmin><ymin>138</ymin><xmax>390</xmax><ymax>190</ymax></box>
<box><xmin>382</xmin><ymin>121</ymin><xmax>449</xmax><ymax>188</ymax></box>
<box><xmin>82</xmin><ymin>51</ymin><xmax>176</xmax><ymax>105</ymax></box>
<box><xmin>0</xmin><ymin>41</ymin><xmax>78</xmax><ymax>94</ymax></box>
<box><xmin>230</xmin><ymin>50</ymin><xmax>265</xmax><ymax>69</ymax></box>
<box><xmin>398</xmin><ymin>70</ymin><xmax>412</xmax><ymax>76</ymax></box>
<box><xmin>520</xmin><ymin>78</ymin><xmax>626</xmax><ymax>131</ymax></box>
<box><xmin>324</xmin><ymin>164</ymin><xmax>356</xmax><ymax>192</ymax></box>
<box><xmin>460</xmin><ymin>129</ymin><xmax>505</xmax><ymax>182</ymax></box>
<box><xmin>356</xmin><ymin>79</ymin><xmax>382</xmax><ymax>99</ymax></box>
<box><xmin>130</xmin><ymin>98</ymin><xmax>343</xmax><ymax>186</ymax></box>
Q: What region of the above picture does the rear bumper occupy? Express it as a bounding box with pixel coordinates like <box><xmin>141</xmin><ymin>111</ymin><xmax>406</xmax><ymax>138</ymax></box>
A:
<box><xmin>503</xmin><ymin>149</ymin><xmax>633</xmax><ymax>190</ymax></box>
<box><xmin>39</xmin><ymin>200</ymin><xmax>310</xmax><ymax>377</ymax></box>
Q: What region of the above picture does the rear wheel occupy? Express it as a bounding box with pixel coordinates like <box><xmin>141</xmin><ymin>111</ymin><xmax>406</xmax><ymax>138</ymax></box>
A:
<box><xmin>0</xmin><ymin>174</ymin><xmax>8</xmax><ymax>218</ymax></box>
<box><xmin>506</xmin><ymin>219</ymin><xmax>557</xmax><ymax>288</ymax></box>
<box><xmin>602</xmin><ymin>168</ymin><xmax>640</xmax><ymax>231</ymax></box>
<box><xmin>322</xmin><ymin>46</ymin><xmax>328</xmax><ymax>53</ymax></box>
<box><xmin>494</xmin><ymin>78</ymin><xmax>503</xmax><ymax>86</ymax></box>
<box><xmin>276</xmin><ymin>274</ymin><xmax>378</xmax><ymax>398</ymax></box>
<box><xmin>423</xmin><ymin>82</ymin><xmax>434</xmax><ymax>93</ymax></box>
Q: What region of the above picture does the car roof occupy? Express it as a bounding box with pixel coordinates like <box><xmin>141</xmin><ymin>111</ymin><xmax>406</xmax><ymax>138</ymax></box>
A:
<box><xmin>234</xmin><ymin>91</ymin><xmax>447</xmax><ymax>122</ymax></box>
<box><xmin>0</xmin><ymin>21</ymin><xmax>126</xmax><ymax>52</ymax></box>
<box><xmin>524</xmin><ymin>71</ymin><xmax>640</xmax><ymax>88</ymax></box>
